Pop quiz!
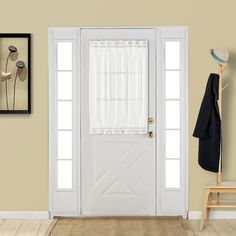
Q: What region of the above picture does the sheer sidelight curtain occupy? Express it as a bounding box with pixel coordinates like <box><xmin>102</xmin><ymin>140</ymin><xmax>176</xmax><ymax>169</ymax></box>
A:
<box><xmin>89</xmin><ymin>40</ymin><xmax>148</xmax><ymax>134</ymax></box>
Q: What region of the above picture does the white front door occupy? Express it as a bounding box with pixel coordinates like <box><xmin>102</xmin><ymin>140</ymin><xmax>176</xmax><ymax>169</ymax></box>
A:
<box><xmin>81</xmin><ymin>29</ymin><xmax>156</xmax><ymax>215</ymax></box>
<box><xmin>49</xmin><ymin>27</ymin><xmax>188</xmax><ymax>217</ymax></box>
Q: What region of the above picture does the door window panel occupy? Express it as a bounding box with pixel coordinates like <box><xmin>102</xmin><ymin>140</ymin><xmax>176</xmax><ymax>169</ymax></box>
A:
<box><xmin>58</xmin><ymin>101</ymin><xmax>72</xmax><ymax>130</ymax></box>
<box><xmin>57</xmin><ymin>160</ymin><xmax>72</xmax><ymax>189</ymax></box>
<box><xmin>165</xmin><ymin>160</ymin><xmax>180</xmax><ymax>188</ymax></box>
<box><xmin>57</xmin><ymin>72</ymin><xmax>72</xmax><ymax>100</ymax></box>
<box><xmin>165</xmin><ymin>130</ymin><xmax>180</xmax><ymax>158</ymax></box>
<box><xmin>57</xmin><ymin>42</ymin><xmax>72</xmax><ymax>70</ymax></box>
<box><xmin>58</xmin><ymin>131</ymin><xmax>72</xmax><ymax>159</ymax></box>
<box><xmin>165</xmin><ymin>101</ymin><xmax>180</xmax><ymax>129</ymax></box>
<box><xmin>165</xmin><ymin>71</ymin><xmax>180</xmax><ymax>99</ymax></box>
<box><xmin>165</xmin><ymin>41</ymin><xmax>180</xmax><ymax>70</ymax></box>
<box><xmin>89</xmin><ymin>40</ymin><xmax>148</xmax><ymax>134</ymax></box>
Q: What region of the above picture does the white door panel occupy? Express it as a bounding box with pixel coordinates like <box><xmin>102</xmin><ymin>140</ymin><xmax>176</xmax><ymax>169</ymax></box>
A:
<box><xmin>82</xmin><ymin>138</ymin><xmax>155</xmax><ymax>215</ymax></box>
<box><xmin>81</xmin><ymin>29</ymin><xmax>156</xmax><ymax>215</ymax></box>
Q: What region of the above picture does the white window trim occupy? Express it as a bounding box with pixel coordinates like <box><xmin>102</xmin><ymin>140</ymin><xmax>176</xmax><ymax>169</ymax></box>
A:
<box><xmin>48</xmin><ymin>26</ymin><xmax>188</xmax><ymax>217</ymax></box>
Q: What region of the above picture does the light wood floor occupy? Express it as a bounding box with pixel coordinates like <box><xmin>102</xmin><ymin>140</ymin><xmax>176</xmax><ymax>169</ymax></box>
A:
<box><xmin>188</xmin><ymin>219</ymin><xmax>236</xmax><ymax>236</ymax></box>
<box><xmin>0</xmin><ymin>219</ymin><xmax>56</xmax><ymax>236</ymax></box>
<box><xmin>1</xmin><ymin>219</ymin><xmax>236</xmax><ymax>235</ymax></box>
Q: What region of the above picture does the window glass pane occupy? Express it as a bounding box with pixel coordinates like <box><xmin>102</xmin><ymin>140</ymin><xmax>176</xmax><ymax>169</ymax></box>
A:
<box><xmin>57</xmin><ymin>41</ymin><xmax>72</xmax><ymax>70</ymax></box>
<box><xmin>58</xmin><ymin>72</ymin><xmax>72</xmax><ymax>100</ymax></box>
<box><xmin>58</xmin><ymin>101</ymin><xmax>72</xmax><ymax>129</ymax></box>
<box><xmin>165</xmin><ymin>41</ymin><xmax>180</xmax><ymax>70</ymax></box>
<box><xmin>166</xmin><ymin>160</ymin><xmax>180</xmax><ymax>188</ymax></box>
<box><xmin>166</xmin><ymin>130</ymin><xmax>180</xmax><ymax>158</ymax></box>
<box><xmin>165</xmin><ymin>71</ymin><xmax>180</xmax><ymax>99</ymax></box>
<box><xmin>89</xmin><ymin>40</ymin><xmax>148</xmax><ymax>134</ymax></box>
<box><xmin>165</xmin><ymin>101</ymin><xmax>180</xmax><ymax>129</ymax></box>
<box><xmin>58</xmin><ymin>131</ymin><xmax>72</xmax><ymax>159</ymax></box>
<box><xmin>57</xmin><ymin>160</ymin><xmax>72</xmax><ymax>189</ymax></box>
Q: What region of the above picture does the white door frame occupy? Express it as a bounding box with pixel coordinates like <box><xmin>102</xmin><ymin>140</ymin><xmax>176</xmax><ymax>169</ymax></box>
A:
<box><xmin>48</xmin><ymin>26</ymin><xmax>188</xmax><ymax>218</ymax></box>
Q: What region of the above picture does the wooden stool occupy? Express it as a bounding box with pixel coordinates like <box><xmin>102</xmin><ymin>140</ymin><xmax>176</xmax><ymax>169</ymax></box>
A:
<box><xmin>200</xmin><ymin>181</ymin><xmax>236</xmax><ymax>230</ymax></box>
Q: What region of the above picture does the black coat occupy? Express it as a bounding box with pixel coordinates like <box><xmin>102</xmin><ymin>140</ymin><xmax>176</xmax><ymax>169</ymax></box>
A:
<box><xmin>193</xmin><ymin>73</ymin><xmax>221</xmax><ymax>173</ymax></box>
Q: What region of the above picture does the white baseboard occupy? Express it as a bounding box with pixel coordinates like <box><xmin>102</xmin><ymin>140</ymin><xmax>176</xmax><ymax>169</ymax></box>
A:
<box><xmin>6</xmin><ymin>210</ymin><xmax>236</xmax><ymax>219</ymax></box>
<box><xmin>188</xmin><ymin>211</ymin><xmax>236</xmax><ymax>219</ymax></box>
<box><xmin>0</xmin><ymin>211</ymin><xmax>49</xmax><ymax>219</ymax></box>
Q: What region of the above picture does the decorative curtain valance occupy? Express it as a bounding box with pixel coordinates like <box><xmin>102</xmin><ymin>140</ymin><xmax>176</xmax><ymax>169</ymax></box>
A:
<box><xmin>89</xmin><ymin>40</ymin><xmax>148</xmax><ymax>135</ymax></box>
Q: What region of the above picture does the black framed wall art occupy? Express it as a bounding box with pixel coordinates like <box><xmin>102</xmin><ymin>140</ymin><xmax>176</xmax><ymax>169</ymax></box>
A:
<box><xmin>0</xmin><ymin>34</ymin><xmax>31</xmax><ymax>113</ymax></box>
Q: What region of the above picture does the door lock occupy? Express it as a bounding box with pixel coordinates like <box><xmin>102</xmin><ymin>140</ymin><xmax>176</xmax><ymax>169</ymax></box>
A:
<box><xmin>147</xmin><ymin>131</ymin><xmax>154</xmax><ymax>138</ymax></box>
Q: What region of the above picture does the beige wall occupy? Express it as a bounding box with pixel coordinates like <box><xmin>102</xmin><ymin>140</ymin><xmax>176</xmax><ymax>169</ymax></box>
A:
<box><xmin>0</xmin><ymin>0</ymin><xmax>236</xmax><ymax>211</ymax></box>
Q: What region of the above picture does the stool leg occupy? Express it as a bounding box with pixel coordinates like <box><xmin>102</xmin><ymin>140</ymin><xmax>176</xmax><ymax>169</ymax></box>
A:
<box><xmin>200</xmin><ymin>189</ymin><xmax>210</xmax><ymax>231</ymax></box>
<box><xmin>207</xmin><ymin>193</ymin><xmax>212</xmax><ymax>220</ymax></box>
<box><xmin>217</xmin><ymin>192</ymin><xmax>220</xmax><ymax>203</ymax></box>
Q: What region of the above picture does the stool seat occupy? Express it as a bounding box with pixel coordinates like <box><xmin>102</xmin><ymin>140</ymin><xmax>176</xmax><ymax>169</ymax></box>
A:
<box><xmin>200</xmin><ymin>181</ymin><xmax>236</xmax><ymax>231</ymax></box>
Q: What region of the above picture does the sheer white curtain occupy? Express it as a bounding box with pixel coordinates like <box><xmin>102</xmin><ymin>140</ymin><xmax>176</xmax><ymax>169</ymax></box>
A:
<box><xmin>89</xmin><ymin>40</ymin><xmax>148</xmax><ymax>134</ymax></box>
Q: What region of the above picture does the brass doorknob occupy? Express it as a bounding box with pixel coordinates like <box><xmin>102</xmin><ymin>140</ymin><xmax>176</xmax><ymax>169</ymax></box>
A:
<box><xmin>147</xmin><ymin>131</ymin><xmax>154</xmax><ymax>138</ymax></box>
